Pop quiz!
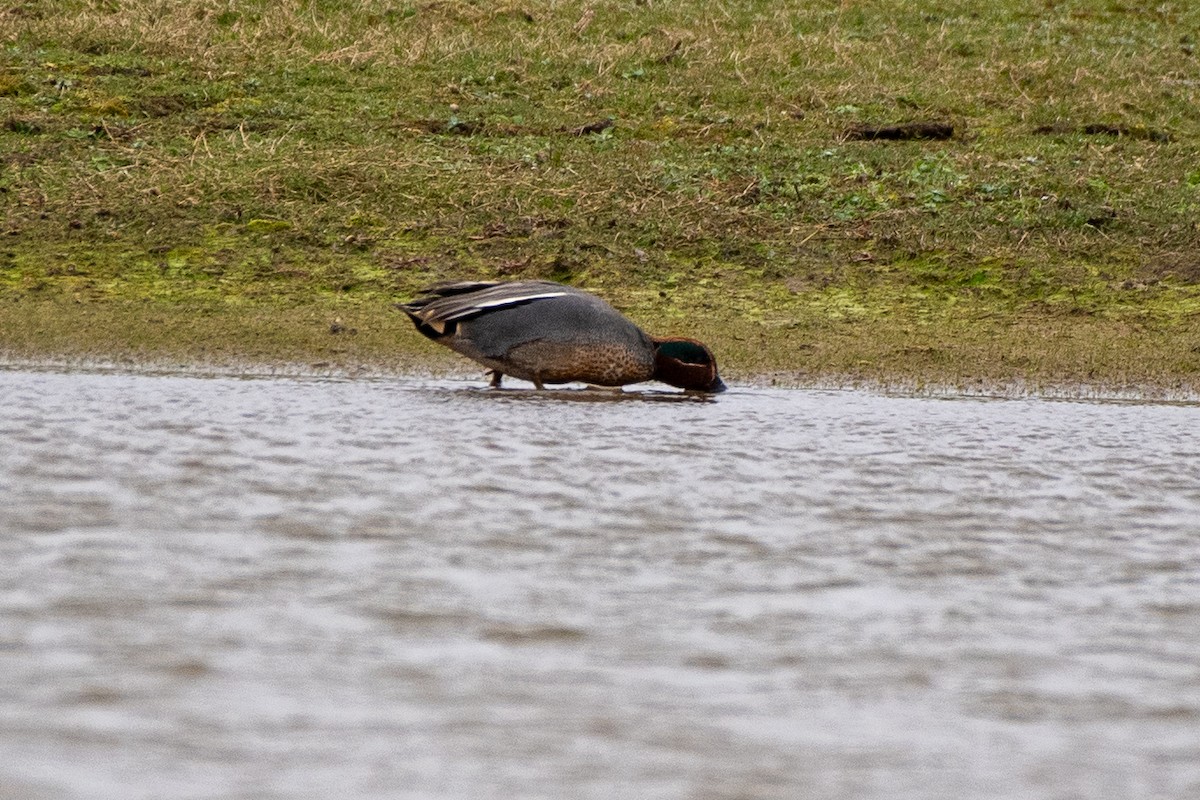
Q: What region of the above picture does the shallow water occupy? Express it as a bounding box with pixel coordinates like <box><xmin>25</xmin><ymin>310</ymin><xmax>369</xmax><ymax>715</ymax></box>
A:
<box><xmin>1</xmin><ymin>367</ymin><xmax>1199</xmax><ymax>800</ymax></box>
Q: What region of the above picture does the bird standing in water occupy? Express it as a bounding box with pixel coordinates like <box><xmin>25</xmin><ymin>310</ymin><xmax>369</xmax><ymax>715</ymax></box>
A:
<box><xmin>398</xmin><ymin>280</ymin><xmax>726</xmax><ymax>393</ymax></box>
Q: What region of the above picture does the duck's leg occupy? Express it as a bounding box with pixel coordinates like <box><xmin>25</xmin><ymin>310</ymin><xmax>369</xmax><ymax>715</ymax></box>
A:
<box><xmin>488</xmin><ymin>370</ymin><xmax>503</xmax><ymax>388</ymax></box>
<box><xmin>532</xmin><ymin>374</ymin><xmax>545</xmax><ymax>391</ymax></box>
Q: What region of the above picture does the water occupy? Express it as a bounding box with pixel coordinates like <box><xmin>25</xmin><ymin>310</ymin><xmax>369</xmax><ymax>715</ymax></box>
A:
<box><xmin>1</xmin><ymin>367</ymin><xmax>1199</xmax><ymax>800</ymax></box>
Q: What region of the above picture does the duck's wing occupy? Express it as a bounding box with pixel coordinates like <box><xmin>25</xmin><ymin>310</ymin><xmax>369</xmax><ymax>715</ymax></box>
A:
<box><xmin>413</xmin><ymin>280</ymin><xmax>504</xmax><ymax>298</ymax></box>
<box><xmin>399</xmin><ymin>281</ymin><xmax>573</xmax><ymax>334</ymax></box>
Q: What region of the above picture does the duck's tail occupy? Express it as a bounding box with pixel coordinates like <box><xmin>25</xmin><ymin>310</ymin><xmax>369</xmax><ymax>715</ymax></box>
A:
<box><xmin>395</xmin><ymin>281</ymin><xmax>504</xmax><ymax>340</ymax></box>
<box><xmin>394</xmin><ymin>300</ymin><xmax>450</xmax><ymax>341</ymax></box>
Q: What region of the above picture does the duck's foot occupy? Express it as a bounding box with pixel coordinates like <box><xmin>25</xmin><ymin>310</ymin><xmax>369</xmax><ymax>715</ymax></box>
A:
<box><xmin>532</xmin><ymin>376</ymin><xmax>546</xmax><ymax>390</ymax></box>
<box><xmin>488</xmin><ymin>370</ymin><xmax>503</xmax><ymax>388</ymax></box>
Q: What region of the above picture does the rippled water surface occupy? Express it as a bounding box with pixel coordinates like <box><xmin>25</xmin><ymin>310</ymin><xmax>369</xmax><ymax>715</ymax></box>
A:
<box><xmin>2</xmin><ymin>368</ymin><xmax>1199</xmax><ymax>799</ymax></box>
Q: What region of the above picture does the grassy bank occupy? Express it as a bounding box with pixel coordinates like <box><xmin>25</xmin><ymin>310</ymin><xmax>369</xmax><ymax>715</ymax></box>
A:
<box><xmin>3</xmin><ymin>1</ymin><xmax>1200</xmax><ymax>388</ymax></box>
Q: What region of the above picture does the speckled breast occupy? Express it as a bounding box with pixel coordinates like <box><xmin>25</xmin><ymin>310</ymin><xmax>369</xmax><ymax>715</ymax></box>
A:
<box><xmin>500</xmin><ymin>339</ymin><xmax>656</xmax><ymax>386</ymax></box>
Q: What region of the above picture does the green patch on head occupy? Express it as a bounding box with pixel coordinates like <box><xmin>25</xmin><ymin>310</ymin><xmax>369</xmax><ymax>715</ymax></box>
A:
<box><xmin>656</xmin><ymin>339</ymin><xmax>711</xmax><ymax>365</ymax></box>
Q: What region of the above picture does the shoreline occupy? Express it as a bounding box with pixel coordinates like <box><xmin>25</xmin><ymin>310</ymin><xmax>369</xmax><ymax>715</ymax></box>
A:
<box><xmin>5</xmin><ymin>300</ymin><xmax>1198</xmax><ymax>404</ymax></box>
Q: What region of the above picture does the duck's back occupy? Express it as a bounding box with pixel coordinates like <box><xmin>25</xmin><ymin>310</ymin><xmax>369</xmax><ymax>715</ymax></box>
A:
<box><xmin>409</xmin><ymin>281</ymin><xmax>656</xmax><ymax>386</ymax></box>
<box><xmin>466</xmin><ymin>290</ymin><xmax>644</xmax><ymax>353</ymax></box>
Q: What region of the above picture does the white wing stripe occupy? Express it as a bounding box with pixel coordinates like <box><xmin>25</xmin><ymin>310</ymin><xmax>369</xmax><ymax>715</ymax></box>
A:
<box><xmin>440</xmin><ymin>291</ymin><xmax>568</xmax><ymax>321</ymax></box>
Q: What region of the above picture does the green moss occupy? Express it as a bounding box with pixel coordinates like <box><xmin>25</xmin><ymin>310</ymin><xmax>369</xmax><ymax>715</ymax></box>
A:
<box><xmin>245</xmin><ymin>219</ymin><xmax>293</xmax><ymax>233</ymax></box>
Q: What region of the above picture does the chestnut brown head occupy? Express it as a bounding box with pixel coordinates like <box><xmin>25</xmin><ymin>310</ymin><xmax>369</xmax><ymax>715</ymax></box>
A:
<box><xmin>651</xmin><ymin>338</ymin><xmax>726</xmax><ymax>393</ymax></box>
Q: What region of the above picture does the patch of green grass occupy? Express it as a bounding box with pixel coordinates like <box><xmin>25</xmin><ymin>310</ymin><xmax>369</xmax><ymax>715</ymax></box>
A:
<box><xmin>2</xmin><ymin>1</ymin><xmax>1200</xmax><ymax>387</ymax></box>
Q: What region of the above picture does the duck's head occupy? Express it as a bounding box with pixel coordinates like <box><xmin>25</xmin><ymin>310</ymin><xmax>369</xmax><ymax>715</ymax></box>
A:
<box><xmin>651</xmin><ymin>338</ymin><xmax>726</xmax><ymax>393</ymax></box>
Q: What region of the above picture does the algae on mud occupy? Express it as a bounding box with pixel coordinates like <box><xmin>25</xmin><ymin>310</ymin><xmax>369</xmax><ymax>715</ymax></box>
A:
<box><xmin>2</xmin><ymin>0</ymin><xmax>1200</xmax><ymax>390</ymax></box>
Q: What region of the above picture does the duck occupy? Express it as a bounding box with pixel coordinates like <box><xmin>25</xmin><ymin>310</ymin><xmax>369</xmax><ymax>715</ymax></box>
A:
<box><xmin>398</xmin><ymin>280</ymin><xmax>726</xmax><ymax>393</ymax></box>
